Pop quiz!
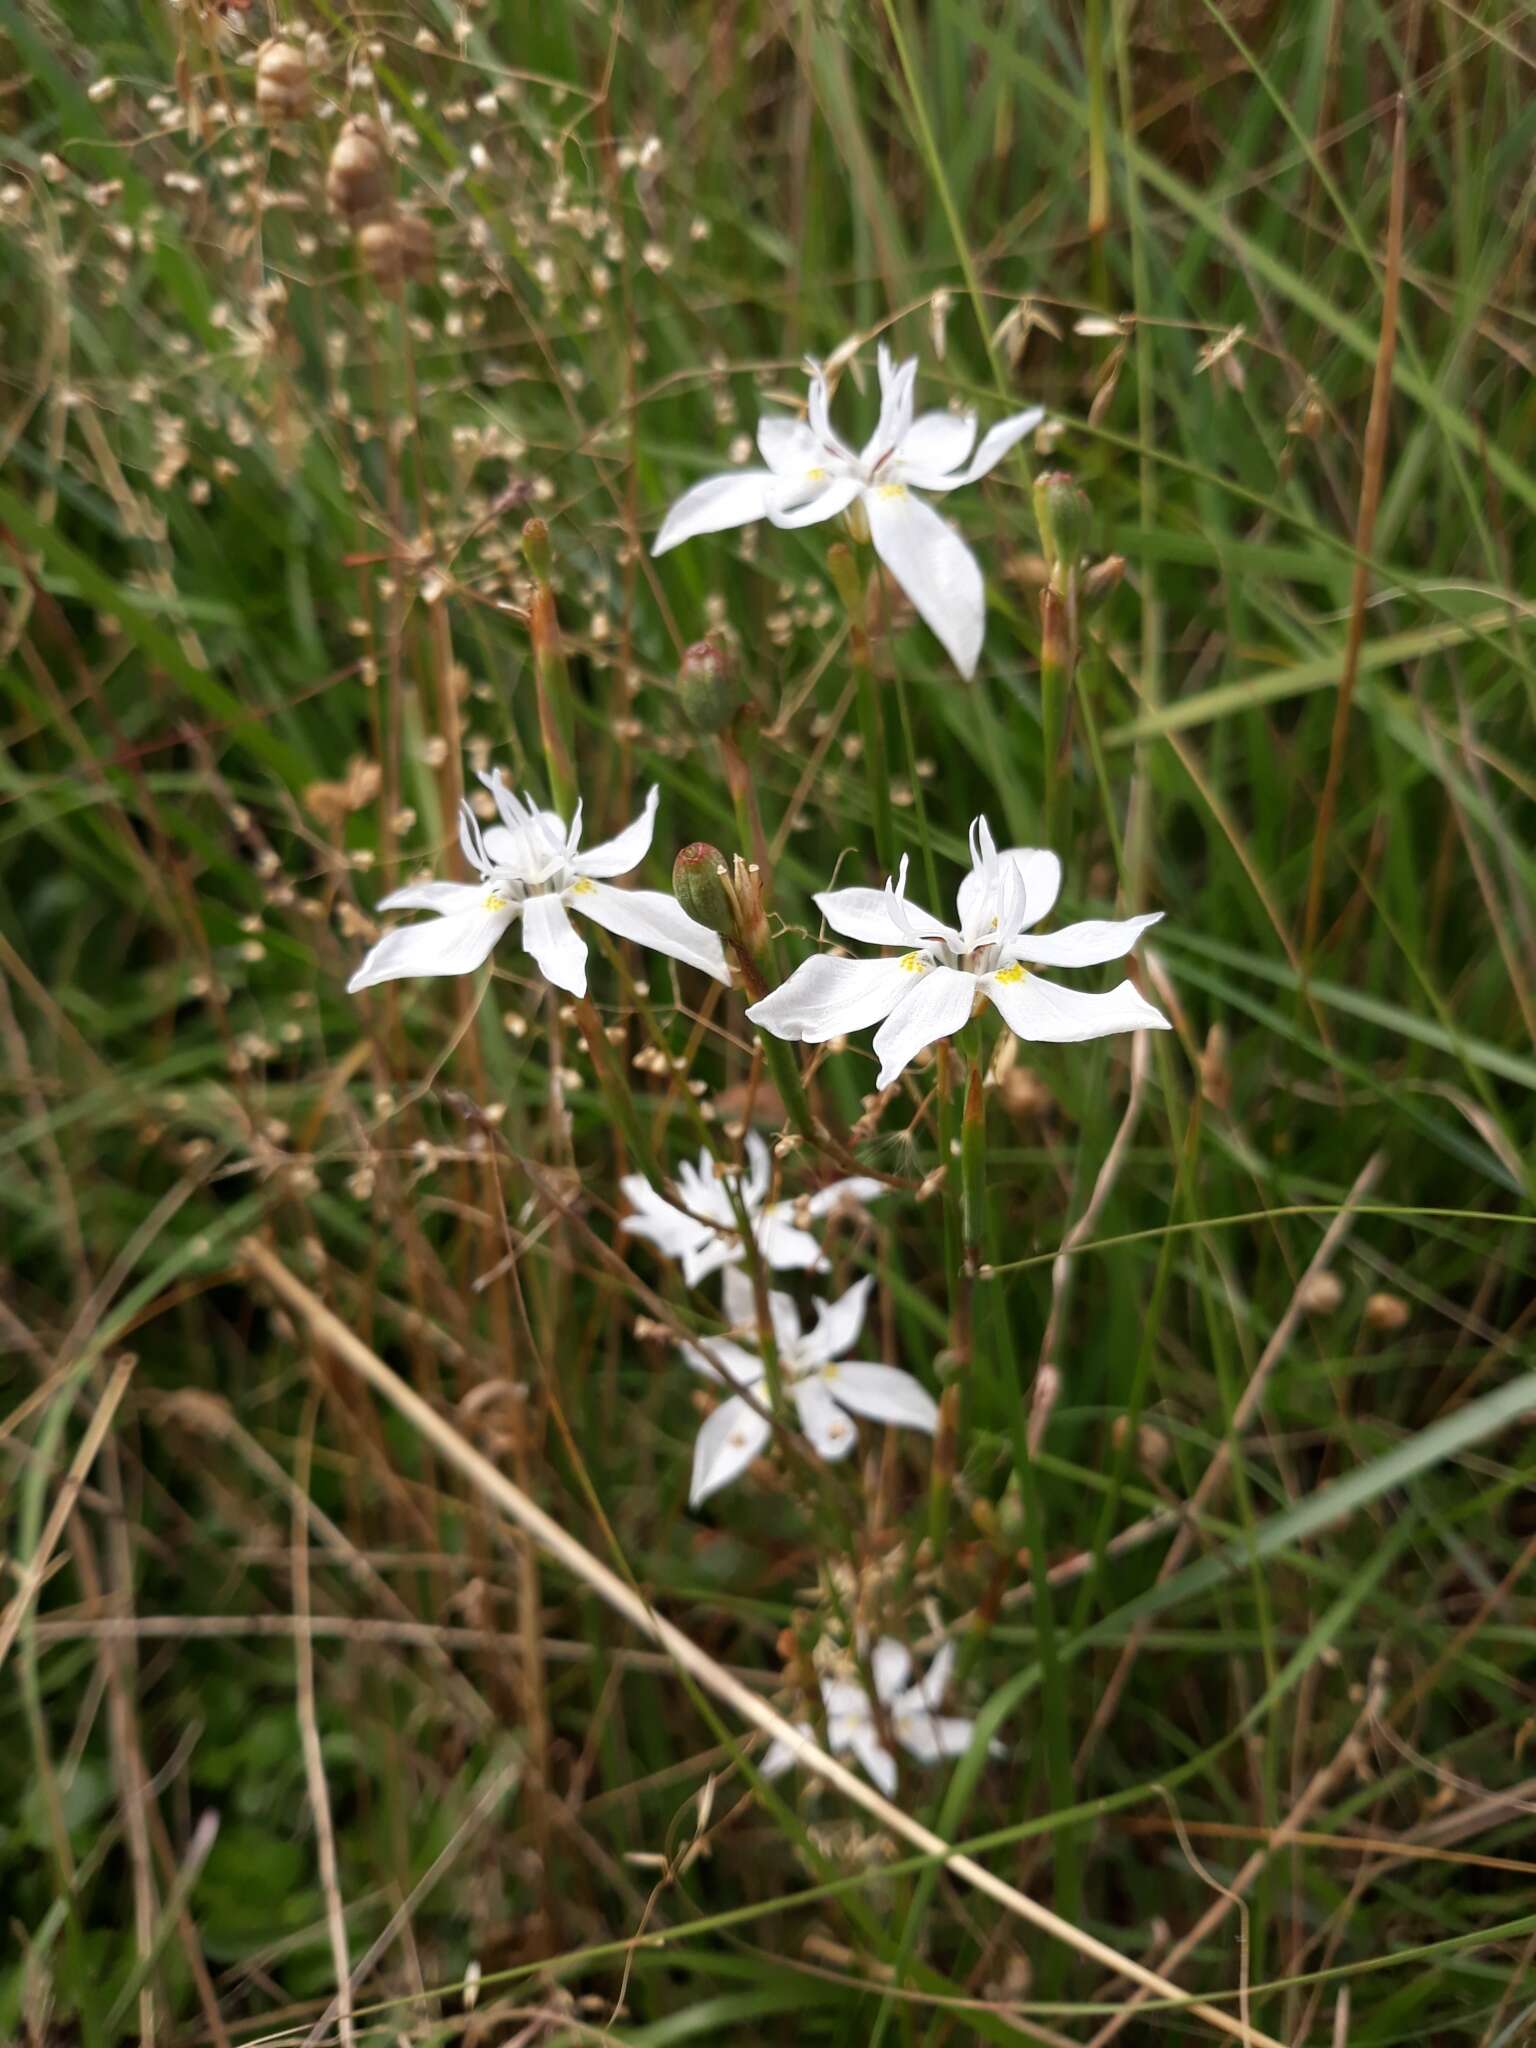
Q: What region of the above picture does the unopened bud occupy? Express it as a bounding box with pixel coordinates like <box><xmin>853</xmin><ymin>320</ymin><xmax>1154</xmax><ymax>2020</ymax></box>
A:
<box><xmin>1033</xmin><ymin>472</ymin><xmax>1091</xmax><ymax>588</ymax></box>
<box><xmin>677</xmin><ymin>639</ymin><xmax>744</xmax><ymax>735</ymax></box>
<box><xmin>673</xmin><ymin>844</ymin><xmax>734</xmax><ymax>935</ymax></box>
<box><xmin>1080</xmin><ymin>554</ymin><xmax>1125</xmax><ymax>608</ymax></box>
<box><xmin>520</xmin><ymin>516</ymin><xmax>554</xmax><ymax>583</ymax></box>
<box><xmin>255</xmin><ymin>41</ymin><xmax>310</xmax><ymax>121</ymax></box>
<box><xmin>327</xmin><ymin>118</ymin><xmax>388</xmax><ymax>222</ymax></box>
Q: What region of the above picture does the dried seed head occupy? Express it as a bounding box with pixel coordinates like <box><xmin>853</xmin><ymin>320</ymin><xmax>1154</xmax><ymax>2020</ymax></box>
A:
<box><xmin>1298</xmin><ymin>1270</ymin><xmax>1345</xmax><ymax>1316</ymax></box>
<box><xmin>357</xmin><ymin>209</ymin><xmax>434</xmax><ymax>287</ymax></box>
<box><xmin>255</xmin><ymin>41</ymin><xmax>311</xmax><ymax>121</ymax></box>
<box><xmin>1364</xmin><ymin>1291</ymin><xmax>1410</xmax><ymax>1333</ymax></box>
<box><xmin>327</xmin><ymin>117</ymin><xmax>388</xmax><ymax>222</ymax></box>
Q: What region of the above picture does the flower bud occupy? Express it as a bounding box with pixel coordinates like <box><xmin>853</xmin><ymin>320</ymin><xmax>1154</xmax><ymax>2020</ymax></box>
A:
<box><xmin>1080</xmin><ymin>554</ymin><xmax>1125</xmax><ymax>609</ymax></box>
<box><xmin>520</xmin><ymin>516</ymin><xmax>554</xmax><ymax>582</ymax></box>
<box><xmin>673</xmin><ymin>844</ymin><xmax>734</xmax><ymax>935</ymax></box>
<box><xmin>255</xmin><ymin>40</ymin><xmax>310</xmax><ymax>121</ymax></box>
<box><xmin>1298</xmin><ymin>1270</ymin><xmax>1345</xmax><ymax>1316</ymax></box>
<box><xmin>1364</xmin><ymin>1291</ymin><xmax>1410</xmax><ymax>1333</ymax></box>
<box><xmin>1033</xmin><ymin>471</ymin><xmax>1091</xmax><ymax>586</ymax></box>
<box><xmin>677</xmin><ymin>639</ymin><xmax>744</xmax><ymax>735</ymax></box>
<box><xmin>326</xmin><ymin>117</ymin><xmax>387</xmax><ymax>223</ymax></box>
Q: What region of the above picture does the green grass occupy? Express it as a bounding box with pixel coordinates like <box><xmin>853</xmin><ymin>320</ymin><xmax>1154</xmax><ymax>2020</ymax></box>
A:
<box><xmin>2</xmin><ymin>2</ymin><xmax>1534</xmax><ymax>2044</ymax></box>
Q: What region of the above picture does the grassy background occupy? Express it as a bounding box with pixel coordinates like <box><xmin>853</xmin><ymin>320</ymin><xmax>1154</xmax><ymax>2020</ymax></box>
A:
<box><xmin>3</xmin><ymin>0</ymin><xmax>1534</xmax><ymax>2043</ymax></box>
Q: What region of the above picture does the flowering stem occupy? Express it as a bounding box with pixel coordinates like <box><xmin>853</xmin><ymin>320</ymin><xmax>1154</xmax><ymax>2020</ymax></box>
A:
<box><xmin>521</xmin><ymin>518</ymin><xmax>578</xmax><ymax>820</ymax></box>
<box><xmin>572</xmin><ymin>994</ymin><xmax>659</xmax><ymax>1187</ymax></box>
<box><xmin>828</xmin><ymin>542</ymin><xmax>896</xmax><ymax>877</ymax></box>
<box><xmin>1039</xmin><ymin>582</ymin><xmax>1076</xmax><ymax>850</ymax></box>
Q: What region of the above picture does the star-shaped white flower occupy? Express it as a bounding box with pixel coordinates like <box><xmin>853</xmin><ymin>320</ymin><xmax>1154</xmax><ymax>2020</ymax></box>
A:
<box><xmin>761</xmin><ymin>1637</ymin><xmax>997</xmax><ymax>1797</ymax></box>
<box><xmin>680</xmin><ymin>1269</ymin><xmax>937</xmax><ymax>1507</ymax></box>
<box><xmin>746</xmin><ymin>817</ymin><xmax>1170</xmax><ymax>1090</ymax></box>
<box><xmin>347</xmin><ymin>775</ymin><xmax>729</xmax><ymax>997</ymax></box>
<box><xmin>652</xmin><ymin>344</ymin><xmax>1044</xmax><ymax>679</ymax></box>
<box><xmin>621</xmin><ymin>1132</ymin><xmax>884</xmax><ymax>1290</ymax></box>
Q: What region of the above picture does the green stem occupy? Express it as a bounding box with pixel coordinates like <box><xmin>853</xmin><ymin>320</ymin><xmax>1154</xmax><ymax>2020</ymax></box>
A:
<box><xmin>572</xmin><ymin>995</ymin><xmax>658</xmax><ymax>1185</ymax></box>
<box><xmin>521</xmin><ymin>519</ymin><xmax>577</xmax><ymax>819</ymax></box>
<box><xmin>829</xmin><ymin>541</ymin><xmax>896</xmax><ymax>877</ymax></box>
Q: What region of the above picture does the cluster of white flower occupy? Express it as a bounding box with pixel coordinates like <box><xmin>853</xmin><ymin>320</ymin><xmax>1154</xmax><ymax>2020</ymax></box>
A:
<box><xmin>344</xmin><ymin>343</ymin><xmax>1170</xmax><ymax>1791</ymax></box>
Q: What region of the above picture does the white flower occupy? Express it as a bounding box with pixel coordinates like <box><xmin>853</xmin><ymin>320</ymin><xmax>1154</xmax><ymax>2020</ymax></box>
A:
<box><xmin>621</xmin><ymin>1132</ymin><xmax>884</xmax><ymax>1290</ymax></box>
<box><xmin>347</xmin><ymin>776</ymin><xmax>729</xmax><ymax>997</ymax></box>
<box><xmin>652</xmin><ymin>344</ymin><xmax>1044</xmax><ymax>679</ymax></box>
<box><xmin>681</xmin><ymin>1269</ymin><xmax>937</xmax><ymax>1507</ymax></box>
<box><xmin>761</xmin><ymin>1637</ymin><xmax>997</xmax><ymax>1797</ymax></box>
<box><xmin>746</xmin><ymin>817</ymin><xmax>1170</xmax><ymax>1090</ymax></box>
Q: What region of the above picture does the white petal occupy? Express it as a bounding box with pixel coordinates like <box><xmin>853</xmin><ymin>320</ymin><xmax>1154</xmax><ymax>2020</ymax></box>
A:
<box><xmin>895</xmin><ymin>408</ymin><xmax>977</xmax><ymax>479</ymax></box>
<box><xmin>915</xmin><ymin>1643</ymin><xmax>955</xmax><ymax>1709</ymax></box>
<box><xmin>866</xmin><ymin>486</ymin><xmax>986</xmax><ymax>679</ymax></box>
<box><xmin>957</xmin><ymin>844</ymin><xmax>1062</xmax><ymax>938</ymax></box>
<box><xmin>849</xmin><ymin>1727</ymin><xmax>899</xmax><ymax>1796</ymax></box>
<box><xmin>679</xmin><ymin>1234</ymin><xmax>738</xmax><ymax>1289</ymax></box>
<box><xmin>893</xmin><ymin>1711</ymin><xmax>980</xmax><ymax>1763</ymax></box>
<box><xmin>765</xmin><ymin>1289</ymin><xmax>804</xmax><ymax>1357</ymax></box>
<box><xmin>765</xmin><ymin>475</ymin><xmax>862</xmax><ymax>529</ymax></box>
<box><xmin>1010</xmin><ymin>910</ymin><xmax>1162</xmax><ymax>968</ymax></box>
<box><xmin>678</xmin><ymin>1335</ymin><xmax>767</xmax><ymax>1389</ymax></box>
<box><xmin>574</xmin><ymin>785</ymin><xmax>659</xmax><ymax>879</ymax></box>
<box><xmin>347</xmin><ymin>904</ymin><xmax>515</xmax><ymax>993</ymax></box>
<box><xmin>745</xmin><ymin>953</ymin><xmax>914</xmax><ymax>1045</ymax></box>
<box><xmin>860</xmin><ymin>346</ymin><xmax>917</xmax><ymax>466</ymax></box>
<box><xmin>376</xmin><ymin>879</ymin><xmax>485</xmax><ymax>914</ymax></box>
<box><xmin>760</xmin><ymin>1726</ymin><xmax>812</xmax><ymax>1778</ymax></box>
<box><xmin>521</xmin><ymin>891</ymin><xmax>589</xmax><ymax>997</ymax></box>
<box><xmin>814</xmin><ymin>871</ymin><xmax>952</xmax><ymax>949</ymax></box>
<box><xmin>825</xmin><ymin>1363</ymin><xmax>938</xmax><ymax>1433</ymax></box>
<box><xmin>793</xmin><ymin>1374</ymin><xmax>858</xmax><ymax>1461</ymax></box>
<box><xmin>925</xmin><ymin>407</ymin><xmax>1045</xmax><ymax>490</ymax></box>
<box><xmin>799</xmin><ymin>1274</ymin><xmax>875</xmax><ymax>1367</ymax></box>
<box><xmin>653</xmin><ymin>471</ymin><xmax>773</xmax><ymax>555</ymax></box>
<box><xmin>870</xmin><ymin>1638</ymin><xmax>912</xmax><ymax>1701</ymax></box>
<box><xmin>803</xmin><ymin>1175</ymin><xmax>887</xmax><ymax>1220</ymax></box>
<box><xmin>742</xmin><ymin>1131</ymin><xmax>772</xmax><ymax>1208</ymax></box>
<box><xmin>690</xmin><ymin>1395</ymin><xmax>773</xmax><ymax>1507</ymax></box>
<box><xmin>754</xmin><ymin>1214</ymin><xmax>830</xmax><ymax>1273</ymax></box>
<box><xmin>806</xmin><ymin>367</ymin><xmax>858</xmax><ymax>465</ymax></box>
<box><xmin>574</xmin><ymin>882</ymin><xmax>730</xmax><ymax>984</ymax></box>
<box><xmin>721</xmin><ymin>1264</ymin><xmax>758</xmax><ymax>1331</ymax></box>
<box><xmin>985</xmin><ymin>970</ymin><xmax>1171</xmax><ymax>1043</ymax></box>
<box><xmin>871</xmin><ymin>964</ymin><xmax>978</xmax><ymax>1089</ymax></box>
<box><xmin>757</xmin><ymin>413</ymin><xmax>822</xmax><ymax>476</ymax></box>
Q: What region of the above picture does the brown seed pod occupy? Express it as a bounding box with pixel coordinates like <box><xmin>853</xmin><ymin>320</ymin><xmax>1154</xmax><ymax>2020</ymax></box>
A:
<box><xmin>357</xmin><ymin>209</ymin><xmax>434</xmax><ymax>288</ymax></box>
<box><xmin>254</xmin><ymin>41</ymin><xmax>310</xmax><ymax>121</ymax></box>
<box><xmin>326</xmin><ymin>117</ymin><xmax>388</xmax><ymax>222</ymax></box>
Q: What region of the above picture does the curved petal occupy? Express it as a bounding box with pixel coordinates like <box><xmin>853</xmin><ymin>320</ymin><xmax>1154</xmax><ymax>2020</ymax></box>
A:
<box><xmin>870</xmin><ymin>1638</ymin><xmax>912</xmax><ymax>1701</ymax></box>
<box><xmin>690</xmin><ymin>1395</ymin><xmax>773</xmax><ymax>1508</ymax></box>
<box><xmin>619</xmin><ymin>1179</ymin><xmax>701</xmax><ymax>1260</ymax></box>
<box><xmin>746</xmin><ymin>953</ymin><xmax>915</xmax><ymax>1045</ymax></box>
<box><xmin>757</xmin><ymin>412</ymin><xmax>822</xmax><ymax>475</ymax></box>
<box><xmin>866</xmin><ymin>486</ymin><xmax>986</xmax><ymax>680</ymax></box>
<box><xmin>799</xmin><ymin>1274</ymin><xmax>875</xmax><ymax>1366</ymax></box>
<box><xmin>742</xmin><ymin>1130</ymin><xmax>773</xmax><ymax>1209</ymax></box>
<box><xmin>825</xmin><ymin>1363</ymin><xmax>938</xmax><ymax>1433</ymax></box>
<box><xmin>957</xmin><ymin>844</ymin><xmax>1062</xmax><ymax>939</ymax></box>
<box><xmin>678</xmin><ymin>1335</ymin><xmax>767</xmax><ymax>1389</ymax></box>
<box><xmin>347</xmin><ymin>903</ymin><xmax>515</xmax><ymax>993</ymax></box>
<box><xmin>892</xmin><ymin>1710</ymin><xmax>981</xmax><ymax>1763</ymax></box>
<box><xmin>574</xmin><ymin>882</ymin><xmax>731</xmax><ymax>984</ymax></box>
<box><xmin>985</xmin><ymin>969</ymin><xmax>1171</xmax><ymax>1043</ymax></box>
<box><xmin>653</xmin><ymin>470</ymin><xmax>773</xmax><ymax>555</ymax></box>
<box><xmin>895</xmin><ymin>408</ymin><xmax>976</xmax><ymax>478</ymax></box>
<box><xmin>793</xmin><ymin>1373</ymin><xmax>858</xmax><ymax>1461</ymax></box>
<box><xmin>922</xmin><ymin>406</ymin><xmax>1045</xmax><ymax>490</ymax></box>
<box><xmin>860</xmin><ymin>344</ymin><xmax>918</xmax><ymax>466</ymax></box>
<box><xmin>1009</xmin><ymin>910</ymin><xmax>1163</xmax><ymax>968</ymax></box>
<box><xmin>721</xmin><ymin>1264</ymin><xmax>758</xmax><ymax>1332</ymax></box>
<box><xmin>375</xmin><ymin>878</ymin><xmax>485</xmax><ymax>915</ymax></box>
<box><xmin>575</xmin><ymin>785</ymin><xmax>659</xmax><ymax>879</ymax></box>
<box><xmin>521</xmin><ymin>891</ymin><xmax>589</xmax><ymax>997</ymax></box>
<box><xmin>806</xmin><ymin>366</ymin><xmax>857</xmax><ymax>465</ymax></box>
<box><xmin>760</xmin><ymin>1725</ymin><xmax>813</xmax><ymax>1778</ymax></box>
<box><xmin>914</xmin><ymin>1642</ymin><xmax>955</xmax><ymax>1709</ymax></box>
<box><xmin>802</xmin><ymin>1175</ymin><xmax>887</xmax><ymax>1219</ymax></box>
<box><xmin>753</xmin><ymin>1213</ymin><xmax>828</xmax><ymax>1273</ymax></box>
<box><xmin>871</xmin><ymin>964</ymin><xmax>978</xmax><ymax>1089</ymax></box>
<box><xmin>679</xmin><ymin>1233</ymin><xmax>738</xmax><ymax>1289</ymax></box>
<box><xmin>848</xmin><ymin>1727</ymin><xmax>899</xmax><ymax>1796</ymax></box>
<box><xmin>765</xmin><ymin>474</ymin><xmax>862</xmax><ymax>529</ymax></box>
<box><xmin>815</xmin><ymin>862</ymin><xmax>953</xmax><ymax>948</ymax></box>
<box><xmin>764</xmin><ymin>1288</ymin><xmax>804</xmax><ymax>1356</ymax></box>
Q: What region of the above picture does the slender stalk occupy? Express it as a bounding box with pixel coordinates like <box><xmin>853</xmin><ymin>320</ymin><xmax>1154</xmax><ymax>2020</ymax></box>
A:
<box><xmin>828</xmin><ymin>541</ymin><xmax>896</xmax><ymax>877</ymax></box>
<box><xmin>572</xmin><ymin>994</ymin><xmax>659</xmax><ymax>1184</ymax></box>
<box><xmin>521</xmin><ymin>517</ymin><xmax>577</xmax><ymax>818</ymax></box>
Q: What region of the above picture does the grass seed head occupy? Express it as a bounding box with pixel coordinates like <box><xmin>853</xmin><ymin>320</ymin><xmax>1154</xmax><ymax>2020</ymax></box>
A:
<box><xmin>327</xmin><ymin>117</ymin><xmax>388</xmax><ymax>222</ymax></box>
<box><xmin>255</xmin><ymin>41</ymin><xmax>311</xmax><ymax>121</ymax></box>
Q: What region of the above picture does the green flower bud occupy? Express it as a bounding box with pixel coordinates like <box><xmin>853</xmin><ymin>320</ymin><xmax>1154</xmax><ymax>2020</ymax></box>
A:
<box><xmin>520</xmin><ymin>516</ymin><xmax>554</xmax><ymax>582</ymax></box>
<box><xmin>673</xmin><ymin>843</ymin><xmax>735</xmax><ymax>934</ymax></box>
<box><xmin>676</xmin><ymin>640</ymin><xmax>744</xmax><ymax>735</ymax></box>
<box><xmin>1032</xmin><ymin>471</ymin><xmax>1092</xmax><ymax>585</ymax></box>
